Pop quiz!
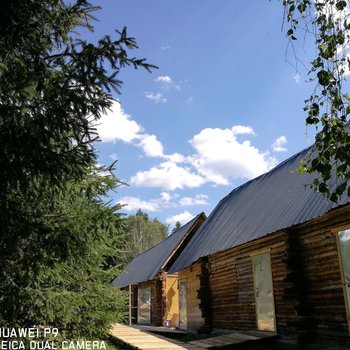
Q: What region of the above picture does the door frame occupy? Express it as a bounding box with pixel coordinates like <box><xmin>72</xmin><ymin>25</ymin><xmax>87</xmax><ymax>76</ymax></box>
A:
<box><xmin>335</xmin><ymin>228</ymin><xmax>350</xmax><ymax>335</ymax></box>
<box><xmin>178</xmin><ymin>280</ymin><xmax>187</xmax><ymax>330</ymax></box>
<box><xmin>137</xmin><ymin>287</ymin><xmax>151</xmax><ymax>325</ymax></box>
<box><xmin>251</xmin><ymin>250</ymin><xmax>277</xmax><ymax>332</ymax></box>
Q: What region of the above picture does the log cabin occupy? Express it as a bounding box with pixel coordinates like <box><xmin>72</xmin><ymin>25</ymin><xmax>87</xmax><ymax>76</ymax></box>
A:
<box><xmin>112</xmin><ymin>212</ymin><xmax>206</xmax><ymax>327</ymax></box>
<box><xmin>168</xmin><ymin>145</ymin><xmax>350</xmax><ymax>346</ymax></box>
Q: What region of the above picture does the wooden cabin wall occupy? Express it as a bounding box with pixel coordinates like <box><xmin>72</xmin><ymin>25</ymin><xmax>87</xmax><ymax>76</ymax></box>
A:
<box><xmin>208</xmin><ymin>231</ymin><xmax>298</xmax><ymax>334</ymax></box>
<box><xmin>138</xmin><ymin>278</ymin><xmax>163</xmax><ymax>326</ymax></box>
<box><xmin>205</xmin><ymin>205</ymin><xmax>350</xmax><ymax>344</ymax></box>
<box><xmin>178</xmin><ymin>263</ymin><xmax>205</xmax><ymax>332</ymax></box>
<box><xmin>292</xmin><ymin>205</ymin><xmax>350</xmax><ymax>343</ymax></box>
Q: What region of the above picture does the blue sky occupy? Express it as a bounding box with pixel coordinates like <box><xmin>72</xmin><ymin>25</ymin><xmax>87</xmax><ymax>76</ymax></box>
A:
<box><xmin>86</xmin><ymin>1</ymin><xmax>317</xmax><ymax>229</ymax></box>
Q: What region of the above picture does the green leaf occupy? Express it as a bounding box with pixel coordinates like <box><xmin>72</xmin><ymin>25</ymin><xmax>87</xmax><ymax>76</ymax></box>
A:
<box><xmin>336</xmin><ymin>1</ymin><xmax>347</xmax><ymax>11</ymax></box>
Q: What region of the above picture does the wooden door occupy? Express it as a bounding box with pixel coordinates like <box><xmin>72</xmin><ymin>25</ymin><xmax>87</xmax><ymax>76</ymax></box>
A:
<box><xmin>337</xmin><ymin>229</ymin><xmax>350</xmax><ymax>334</ymax></box>
<box><xmin>137</xmin><ymin>287</ymin><xmax>151</xmax><ymax>324</ymax></box>
<box><xmin>164</xmin><ymin>275</ymin><xmax>179</xmax><ymax>327</ymax></box>
<box><xmin>252</xmin><ymin>252</ymin><xmax>276</xmax><ymax>332</ymax></box>
<box><xmin>179</xmin><ymin>281</ymin><xmax>187</xmax><ymax>330</ymax></box>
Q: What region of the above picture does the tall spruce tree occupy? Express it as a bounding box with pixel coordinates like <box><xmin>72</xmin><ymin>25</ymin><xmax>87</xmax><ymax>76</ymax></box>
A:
<box><xmin>0</xmin><ymin>0</ymin><xmax>155</xmax><ymax>344</ymax></box>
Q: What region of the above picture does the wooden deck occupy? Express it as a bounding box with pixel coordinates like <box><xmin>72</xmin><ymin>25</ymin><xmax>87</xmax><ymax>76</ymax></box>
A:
<box><xmin>110</xmin><ymin>323</ymin><xmax>205</xmax><ymax>350</ymax></box>
<box><xmin>110</xmin><ymin>323</ymin><xmax>278</xmax><ymax>350</ymax></box>
<box><xmin>188</xmin><ymin>330</ymin><xmax>278</xmax><ymax>349</ymax></box>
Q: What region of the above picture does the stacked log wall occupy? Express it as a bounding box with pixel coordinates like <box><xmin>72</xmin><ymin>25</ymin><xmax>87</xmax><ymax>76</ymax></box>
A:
<box><xmin>208</xmin><ymin>231</ymin><xmax>297</xmax><ymax>334</ymax></box>
<box><xmin>293</xmin><ymin>205</ymin><xmax>350</xmax><ymax>343</ymax></box>
<box><xmin>205</xmin><ymin>205</ymin><xmax>350</xmax><ymax>344</ymax></box>
<box><xmin>178</xmin><ymin>263</ymin><xmax>205</xmax><ymax>333</ymax></box>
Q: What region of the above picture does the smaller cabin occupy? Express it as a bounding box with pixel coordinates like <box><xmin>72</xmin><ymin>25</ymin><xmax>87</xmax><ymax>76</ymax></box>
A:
<box><xmin>112</xmin><ymin>212</ymin><xmax>206</xmax><ymax>327</ymax></box>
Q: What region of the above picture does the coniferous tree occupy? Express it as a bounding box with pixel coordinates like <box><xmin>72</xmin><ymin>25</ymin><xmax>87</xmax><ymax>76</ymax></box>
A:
<box><xmin>172</xmin><ymin>221</ymin><xmax>182</xmax><ymax>233</ymax></box>
<box><xmin>0</xmin><ymin>0</ymin><xmax>155</xmax><ymax>344</ymax></box>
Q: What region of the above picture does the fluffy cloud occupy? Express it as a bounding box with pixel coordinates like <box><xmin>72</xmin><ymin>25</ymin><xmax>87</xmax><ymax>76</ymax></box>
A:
<box><xmin>130</xmin><ymin>161</ymin><xmax>206</xmax><ymax>190</ymax></box>
<box><xmin>130</xmin><ymin>124</ymin><xmax>278</xmax><ymax>191</ymax></box>
<box><xmin>119</xmin><ymin>192</ymin><xmax>175</xmax><ymax>213</ymax></box>
<box><xmin>95</xmin><ymin>101</ymin><xmax>141</xmax><ymax>143</ymax></box>
<box><xmin>119</xmin><ymin>196</ymin><xmax>159</xmax><ymax>212</ymax></box>
<box><xmin>145</xmin><ymin>91</ymin><xmax>167</xmax><ymax>103</ymax></box>
<box><xmin>293</xmin><ymin>73</ymin><xmax>301</xmax><ymax>83</ymax></box>
<box><xmin>165</xmin><ymin>152</ymin><xmax>186</xmax><ymax>163</ymax></box>
<box><xmin>179</xmin><ymin>194</ymin><xmax>209</xmax><ymax>206</ymax></box>
<box><xmin>231</xmin><ymin>125</ymin><xmax>255</xmax><ymax>135</ymax></box>
<box><xmin>98</xmin><ymin>108</ymin><xmax>279</xmax><ymax>192</ymax></box>
<box><xmin>96</xmin><ymin>100</ymin><xmax>165</xmax><ymax>159</ymax></box>
<box><xmin>189</xmin><ymin>126</ymin><xmax>277</xmax><ymax>185</ymax></box>
<box><xmin>166</xmin><ymin>211</ymin><xmax>194</xmax><ymax>226</ymax></box>
<box><xmin>138</xmin><ymin>134</ymin><xmax>164</xmax><ymax>157</ymax></box>
<box><xmin>154</xmin><ymin>75</ymin><xmax>180</xmax><ymax>91</ymax></box>
<box><xmin>272</xmin><ymin>136</ymin><xmax>288</xmax><ymax>152</ymax></box>
<box><xmin>155</xmin><ymin>75</ymin><xmax>173</xmax><ymax>84</ymax></box>
<box><xmin>160</xmin><ymin>192</ymin><xmax>172</xmax><ymax>203</ymax></box>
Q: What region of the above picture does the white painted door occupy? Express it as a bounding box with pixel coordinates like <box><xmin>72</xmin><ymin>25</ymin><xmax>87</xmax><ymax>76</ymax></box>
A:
<box><xmin>179</xmin><ymin>281</ymin><xmax>187</xmax><ymax>330</ymax></box>
<box><xmin>137</xmin><ymin>287</ymin><xmax>151</xmax><ymax>324</ymax></box>
<box><xmin>337</xmin><ymin>229</ymin><xmax>350</xmax><ymax>333</ymax></box>
<box><xmin>252</xmin><ymin>252</ymin><xmax>276</xmax><ymax>332</ymax></box>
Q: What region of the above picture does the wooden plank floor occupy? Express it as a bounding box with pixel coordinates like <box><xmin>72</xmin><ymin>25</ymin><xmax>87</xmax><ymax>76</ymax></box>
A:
<box><xmin>188</xmin><ymin>330</ymin><xmax>277</xmax><ymax>349</ymax></box>
<box><xmin>110</xmin><ymin>324</ymin><xmax>277</xmax><ymax>350</ymax></box>
<box><xmin>110</xmin><ymin>323</ymin><xmax>206</xmax><ymax>350</ymax></box>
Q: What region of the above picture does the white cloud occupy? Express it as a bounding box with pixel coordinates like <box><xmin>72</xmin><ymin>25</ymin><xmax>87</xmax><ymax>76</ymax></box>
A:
<box><xmin>293</xmin><ymin>73</ymin><xmax>301</xmax><ymax>83</ymax></box>
<box><xmin>109</xmin><ymin>153</ymin><xmax>118</xmax><ymax>161</ymax></box>
<box><xmin>119</xmin><ymin>196</ymin><xmax>159</xmax><ymax>212</ymax></box>
<box><xmin>129</xmin><ymin>124</ymin><xmax>278</xmax><ymax>191</ymax></box>
<box><xmin>155</xmin><ymin>75</ymin><xmax>173</xmax><ymax>84</ymax></box>
<box><xmin>154</xmin><ymin>75</ymin><xmax>181</xmax><ymax>91</ymax></box>
<box><xmin>189</xmin><ymin>126</ymin><xmax>277</xmax><ymax>185</ymax></box>
<box><xmin>166</xmin><ymin>211</ymin><xmax>194</xmax><ymax>226</ymax></box>
<box><xmin>119</xmin><ymin>192</ymin><xmax>177</xmax><ymax>213</ymax></box>
<box><xmin>138</xmin><ymin>134</ymin><xmax>164</xmax><ymax>158</ymax></box>
<box><xmin>165</xmin><ymin>152</ymin><xmax>186</xmax><ymax>163</ymax></box>
<box><xmin>145</xmin><ymin>91</ymin><xmax>167</xmax><ymax>103</ymax></box>
<box><xmin>179</xmin><ymin>194</ymin><xmax>209</xmax><ymax>207</ymax></box>
<box><xmin>272</xmin><ymin>136</ymin><xmax>288</xmax><ymax>152</ymax></box>
<box><xmin>231</xmin><ymin>125</ymin><xmax>256</xmax><ymax>136</ymax></box>
<box><xmin>160</xmin><ymin>192</ymin><xmax>172</xmax><ymax>203</ymax></box>
<box><xmin>186</xmin><ymin>96</ymin><xmax>194</xmax><ymax>103</ymax></box>
<box><xmin>95</xmin><ymin>101</ymin><xmax>141</xmax><ymax>143</ymax></box>
<box><xmin>130</xmin><ymin>161</ymin><xmax>206</xmax><ymax>190</ymax></box>
<box><xmin>96</xmin><ymin>101</ymin><xmax>167</xmax><ymax>160</ymax></box>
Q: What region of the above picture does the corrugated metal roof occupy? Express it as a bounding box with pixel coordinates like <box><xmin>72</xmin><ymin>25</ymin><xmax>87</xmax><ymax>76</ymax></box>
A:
<box><xmin>112</xmin><ymin>212</ymin><xmax>205</xmax><ymax>288</ymax></box>
<box><xmin>169</xmin><ymin>146</ymin><xmax>350</xmax><ymax>274</ymax></box>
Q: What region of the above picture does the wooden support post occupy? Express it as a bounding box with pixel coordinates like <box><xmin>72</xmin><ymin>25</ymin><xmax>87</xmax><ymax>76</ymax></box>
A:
<box><xmin>129</xmin><ymin>284</ymin><xmax>132</xmax><ymax>326</ymax></box>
